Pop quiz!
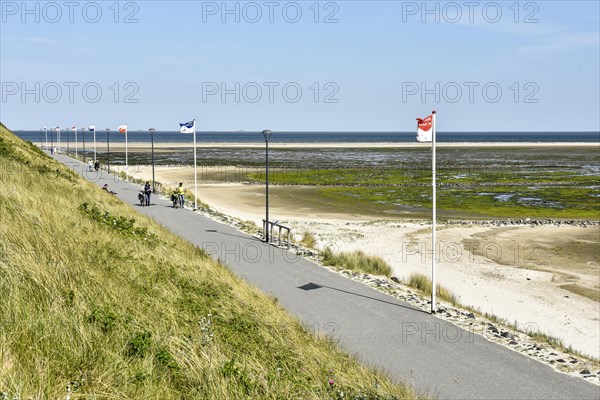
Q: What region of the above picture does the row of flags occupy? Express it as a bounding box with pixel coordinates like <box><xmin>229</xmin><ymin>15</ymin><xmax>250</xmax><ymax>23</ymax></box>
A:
<box><xmin>50</xmin><ymin>125</ymin><xmax>129</xmax><ymax>133</ymax></box>
<box><xmin>55</xmin><ymin>122</ymin><xmax>195</xmax><ymax>134</ymax></box>
<box><xmin>61</xmin><ymin>124</ymin><xmax>127</xmax><ymax>133</ymax></box>
<box><xmin>54</xmin><ymin>116</ymin><xmax>432</xmax><ymax>143</ymax></box>
<box><xmin>51</xmin><ymin>116</ymin><xmax>430</xmax><ymax>139</ymax></box>
<box><xmin>63</xmin><ymin>122</ymin><xmax>194</xmax><ymax>133</ymax></box>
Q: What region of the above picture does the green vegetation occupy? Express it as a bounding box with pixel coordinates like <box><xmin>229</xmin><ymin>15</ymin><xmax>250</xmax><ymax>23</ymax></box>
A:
<box><xmin>405</xmin><ymin>273</ymin><xmax>459</xmax><ymax>305</ymax></box>
<box><xmin>247</xmin><ymin>167</ymin><xmax>600</xmax><ymax>220</ymax></box>
<box><xmin>0</xmin><ymin>124</ymin><xmax>419</xmax><ymax>399</ymax></box>
<box><xmin>237</xmin><ymin>219</ymin><xmax>260</xmax><ymax>235</ymax></box>
<box><xmin>321</xmin><ymin>248</ymin><xmax>393</xmax><ymax>278</ymax></box>
<box><xmin>78</xmin><ymin>202</ymin><xmax>159</xmax><ymax>246</ymax></box>
<box><xmin>250</xmin><ymin>166</ymin><xmax>599</xmax><ymax>188</ymax></box>
<box><xmin>300</xmin><ymin>231</ymin><xmax>318</xmax><ymax>248</ymax></box>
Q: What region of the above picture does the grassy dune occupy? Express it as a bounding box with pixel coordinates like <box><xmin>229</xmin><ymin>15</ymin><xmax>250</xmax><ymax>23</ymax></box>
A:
<box><xmin>0</xmin><ymin>124</ymin><xmax>418</xmax><ymax>399</ymax></box>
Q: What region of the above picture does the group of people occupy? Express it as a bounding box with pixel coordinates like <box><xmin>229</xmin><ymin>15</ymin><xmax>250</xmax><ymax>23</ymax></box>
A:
<box><xmin>87</xmin><ymin>160</ymin><xmax>100</xmax><ymax>172</ymax></box>
<box><xmin>78</xmin><ymin>155</ymin><xmax>188</xmax><ymax>210</ymax></box>
<box><xmin>140</xmin><ymin>181</ymin><xmax>185</xmax><ymax>208</ymax></box>
<box><xmin>172</xmin><ymin>182</ymin><xmax>185</xmax><ymax>208</ymax></box>
<box><xmin>140</xmin><ymin>181</ymin><xmax>152</xmax><ymax>206</ymax></box>
<box><xmin>96</xmin><ymin>169</ymin><xmax>186</xmax><ymax>209</ymax></box>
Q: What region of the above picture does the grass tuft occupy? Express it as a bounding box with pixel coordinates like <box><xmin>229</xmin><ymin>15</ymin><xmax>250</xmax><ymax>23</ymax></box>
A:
<box><xmin>322</xmin><ymin>248</ymin><xmax>393</xmax><ymax>277</ymax></box>
<box><xmin>300</xmin><ymin>231</ymin><xmax>317</xmax><ymax>248</ymax></box>
<box><xmin>405</xmin><ymin>273</ymin><xmax>459</xmax><ymax>305</ymax></box>
<box><xmin>238</xmin><ymin>219</ymin><xmax>259</xmax><ymax>234</ymax></box>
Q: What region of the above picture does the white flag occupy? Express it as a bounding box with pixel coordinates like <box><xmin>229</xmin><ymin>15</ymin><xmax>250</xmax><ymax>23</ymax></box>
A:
<box><xmin>89</xmin><ymin>125</ymin><xmax>95</xmax><ymax>131</ymax></box>
<box><xmin>416</xmin><ymin>113</ymin><xmax>434</xmax><ymax>142</ymax></box>
<box><xmin>179</xmin><ymin>120</ymin><xmax>195</xmax><ymax>134</ymax></box>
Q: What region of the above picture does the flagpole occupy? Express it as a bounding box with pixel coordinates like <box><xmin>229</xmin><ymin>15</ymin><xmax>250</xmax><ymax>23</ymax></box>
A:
<box><xmin>74</xmin><ymin>127</ymin><xmax>78</xmax><ymax>158</ymax></box>
<box><xmin>44</xmin><ymin>127</ymin><xmax>48</xmax><ymax>150</ymax></box>
<box><xmin>193</xmin><ymin>119</ymin><xmax>198</xmax><ymax>210</ymax></box>
<box><xmin>125</xmin><ymin>124</ymin><xmax>128</xmax><ymax>177</ymax></box>
<box><xmin>431</xmin><ymin>110</ymin><xmax>437</xmax><ymax>314</ymax></box>
<box><xmin>93</xmin><ymin>127</ymin><xmax>97</xmax><ymax>162</ymax></box>
<box><xmin>82</xmin><ymin>128</ymin><xmax>86</xmax><ymax>163</ymax></box>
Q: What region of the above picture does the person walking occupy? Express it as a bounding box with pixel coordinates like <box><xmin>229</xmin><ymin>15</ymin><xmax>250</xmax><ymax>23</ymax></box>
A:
<box><xmin>176</xmin><ymin>182</ymin><xmax>185</xmax><ymax>209</ymax></box>
<box><xmin>144</xmin><ymin>181</ymin><xmax>152</xmax><ymax>206</ymax></box>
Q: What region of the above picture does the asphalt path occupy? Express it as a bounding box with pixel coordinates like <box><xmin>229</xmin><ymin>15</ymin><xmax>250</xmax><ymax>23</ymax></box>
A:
<box><xmin>54</xmin><ymin>153</ymin><xmax>600</xmax><ymax>400</ymax></box>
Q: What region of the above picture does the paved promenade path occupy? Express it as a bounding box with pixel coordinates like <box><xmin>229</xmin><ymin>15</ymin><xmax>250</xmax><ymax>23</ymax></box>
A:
<box><xmin>54</xmin><ymin>154</ymin><xmax>599</xmax><ymax>400</ymax></box>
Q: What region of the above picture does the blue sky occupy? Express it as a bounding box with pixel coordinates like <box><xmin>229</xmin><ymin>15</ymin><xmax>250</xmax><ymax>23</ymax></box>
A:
<box><xmin>1</xmin><ymin>0</ymin><xmax>599</xmax><ymax>131</ymax></box>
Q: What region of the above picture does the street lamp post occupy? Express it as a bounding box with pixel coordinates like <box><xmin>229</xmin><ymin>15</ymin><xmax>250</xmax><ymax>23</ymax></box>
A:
<box><xmin>105</xmin><ymin>128</ymin><xmax>111</xmax><ymax>174</ymax></box>
<box><xmin>74</xmin><ymin>127</ymin><xmax>78</xmax><ymax>158</ymax></box>
<box><xmin>66</xmin><ymin>127</ymin><xmax>70</xmax><ymax>155</ymax></box>
<box><xmin>40</xmin><ymin>128</ymin><xmax>43</xmax><ymax>148</ymax></box>
<box><xmin>262</xmin><ymin>129</ymin><xmax>273</xmax><ymax>242</ymax></box>
<box><xmin>149</xmin><ymin>128</ymin><xmax>156</xmax><ymax>193</ymax></box>
<box><xmin>81</xmin><ymin>128</ymin><xmax>86</xmax><ymax>163</ymax></box>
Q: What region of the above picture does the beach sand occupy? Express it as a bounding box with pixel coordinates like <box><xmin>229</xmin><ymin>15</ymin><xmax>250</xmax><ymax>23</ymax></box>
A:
<box><xmin>130</xmin><ymin>165</ymin><xmax>600</xmax><ymax>358</ymax></box>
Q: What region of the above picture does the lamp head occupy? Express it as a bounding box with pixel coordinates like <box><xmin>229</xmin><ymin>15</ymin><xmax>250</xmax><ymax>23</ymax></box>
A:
<box><xmin>149</xmin><ymin>128</ymin><xmax>156</xmax><ymax>134</ymax></box>
<box><xmin>262</xmin><ymin>129</ymin><xmax>273</xmax><ymax>141</ymax></box>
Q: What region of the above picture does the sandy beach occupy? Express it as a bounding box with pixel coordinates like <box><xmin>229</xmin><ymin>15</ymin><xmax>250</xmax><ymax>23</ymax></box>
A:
<box><xmin>126</xmin><ymin>165</ymin><xmax>600</xmax><ymax>358</ymax></box>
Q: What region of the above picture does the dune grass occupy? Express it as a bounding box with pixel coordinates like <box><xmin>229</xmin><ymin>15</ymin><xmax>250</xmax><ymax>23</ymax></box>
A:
<box><xmin>237</xmin><ymin>219</ymin><xmax>260</xmax><ymax>235</ymax></box>
<box><xmin>0</xmin><ymin>124</ymin><xmax>419</xmax><ymax>399</ymax></box>
<box><xmin>300</xmin><ymin>231</ymin><xmax>318</xmax><ymax>248</ymax></box>
<box><xmin>405</xmin><ymin>273</ymin><xmax>459</xmax><ymax>305</ymax></box>
<box><xmin>321</xmin><ymin>248</ymin><xmax>393</xmax><ymax>278</ymax></box>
